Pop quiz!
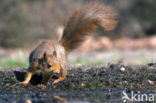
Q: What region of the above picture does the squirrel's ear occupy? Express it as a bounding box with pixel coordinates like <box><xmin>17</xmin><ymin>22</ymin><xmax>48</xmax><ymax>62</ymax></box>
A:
<box><xmin>53</xmin><ymin>50</ymin><xmax>57</xmax><ymax>57</ymax></box>
<box><xmin>43</xmin><ymin>52</ymin><xmax>48</xmax><ymax>60</ymax></box>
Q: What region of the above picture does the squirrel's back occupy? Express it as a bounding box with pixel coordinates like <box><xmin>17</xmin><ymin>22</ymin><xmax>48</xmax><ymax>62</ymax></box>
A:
<box><xmin>29</xmin><ymin>40</ymin><xmax>66</xmax><ymax>64</ymax></box>
<box><xmin>60</xmin><ymin>2</ymin><xmax>117</xmax><ymax>52</ymax></box>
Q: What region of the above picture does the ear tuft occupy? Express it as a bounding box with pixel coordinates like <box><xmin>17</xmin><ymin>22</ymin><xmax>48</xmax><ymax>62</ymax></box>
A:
<box><xmin>43</xmin><ymin>52</ymin><xmax>48</xmax><ymax>60</ymax></box>
<box><xmin>53</xmin><ymin>50</ymin><xmax>57</xmax><ymax>57</ymax></box>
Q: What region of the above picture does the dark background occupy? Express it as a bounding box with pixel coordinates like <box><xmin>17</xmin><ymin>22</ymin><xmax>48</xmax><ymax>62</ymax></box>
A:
<box><xmin>0</xmin><ymin>0</ymin><xmax>156</xmax><ymax>48</ymax></box>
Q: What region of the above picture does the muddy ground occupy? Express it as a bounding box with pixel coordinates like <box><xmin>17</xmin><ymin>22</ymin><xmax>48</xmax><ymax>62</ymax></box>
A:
<box><xmin>0</xmin><ymin>64</ymin><xmax>156</xmax><ymax>94</ymax></box>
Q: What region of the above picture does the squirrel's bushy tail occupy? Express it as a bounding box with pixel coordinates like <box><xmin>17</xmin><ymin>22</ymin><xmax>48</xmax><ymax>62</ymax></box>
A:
<box><xmin>60</xmin><ymin>2</ymin><xmax>117</xmax><ymax>52</ymax></box>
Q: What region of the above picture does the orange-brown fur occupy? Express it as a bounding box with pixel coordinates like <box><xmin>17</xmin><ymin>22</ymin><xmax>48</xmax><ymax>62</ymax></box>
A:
<box><xmin>21</xmin><ymin>40</ymin><xmax>67</xmax><ymax>85</ymax></box>
<box><xmin>61</xmin><ymin>2</ymin><xmax>117</xmax><ymax>51</ymax></box>
<box><xmin>21</xmin><ymin>2</ymin><xmax>117</xmax><ymax>85</ymax></box>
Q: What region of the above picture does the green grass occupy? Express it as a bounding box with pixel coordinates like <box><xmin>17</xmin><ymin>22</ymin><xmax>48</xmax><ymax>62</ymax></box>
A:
<box><xmin>138</xmin><ymin>55</ymin><xmax>150</xmax><ymax>65</ymax></box>
<box><xmin>70</xmin><ymin>59</ymin><xmax>103</xmax><ymax>66</ymax></box>
<box><xmin>0</xmin><ymin>49</ymin><xmax>29</xmax><ymax>68</ymax></box>
<box><xmin>0</xmin><ymin>59</ymin><xmax>95</xmax><ymax>68</ymax></box>
<box><xmin>0</xmin><ymin>58</ymin><xmax>104</xmax><ymax>68</ymax></box>
<box><xmin>0</xmin><ymin>57</ymin><xmax>150</xmax><ymax>68</ymax></box>
<box><xmin>0</xmin><ymin>60</ymin><xmax>28</xmax><ymax>68</ymax></box>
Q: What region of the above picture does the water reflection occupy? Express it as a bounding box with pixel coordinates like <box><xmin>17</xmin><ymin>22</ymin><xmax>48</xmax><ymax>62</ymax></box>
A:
<box><xmin>54</xmin><ymin>96</ymin><xmax>67</xmax><ymax>103</ymax></box>
<box><xmin>25</xmin><ymin>99</ymin><xmax>32</xmax><ymax>103</ymax></box>
<box><xmin>21</xmin><ymin>96</ymin><xmax>89</xmax><ymax>103</ymax></box>
<box><xmin>24</xmin><ymin>96</ymin><xmax>67</xmax><ymax>103</ymax></box>
<box><xmin>0</xmin><ymin>90</ymin><xmax>123</xmax><ymax>103</ymax></box>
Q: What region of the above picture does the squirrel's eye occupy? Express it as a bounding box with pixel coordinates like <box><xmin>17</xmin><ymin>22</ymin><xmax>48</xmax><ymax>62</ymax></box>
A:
<box><xmin>47</xmin><ymin>64</ymin><xmax>52</xmax><ymax>68</ymax></box>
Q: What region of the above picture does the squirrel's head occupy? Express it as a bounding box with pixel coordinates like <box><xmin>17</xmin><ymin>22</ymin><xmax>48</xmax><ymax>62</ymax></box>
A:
<box><xmin>41</xmin><ymin>51</ymin><xmax>60</xmax><ymax>73</ymax></box>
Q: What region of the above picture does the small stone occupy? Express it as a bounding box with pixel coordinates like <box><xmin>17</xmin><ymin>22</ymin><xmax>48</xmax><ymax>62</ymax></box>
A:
<box><xmin>120</xmin><ymin>67</ymin><xmax>125</xmax><ymax>72</ymax></box>
<box><xmin>81</xmin><ymin>83</ymin><xmax>85</xmax><ymax>86</ymax></box>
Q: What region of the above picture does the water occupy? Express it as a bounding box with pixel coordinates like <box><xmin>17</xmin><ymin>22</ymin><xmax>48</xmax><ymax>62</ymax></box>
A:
<box><xmin>0</xmin><ymin>90</ymin><xmax>123</xmax><ymax>103</ymax></box>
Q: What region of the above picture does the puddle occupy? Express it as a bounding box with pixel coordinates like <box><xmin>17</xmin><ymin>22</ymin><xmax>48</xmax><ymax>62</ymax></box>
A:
<box><xmin>1</xmin><ymin>90</ymin><xmax>156</xmax><ymax>103</ymax></box>
<box><xmin>0</xmin><ymin>90</ymin><xmax>123</xmax><ymax>103</ymax></box>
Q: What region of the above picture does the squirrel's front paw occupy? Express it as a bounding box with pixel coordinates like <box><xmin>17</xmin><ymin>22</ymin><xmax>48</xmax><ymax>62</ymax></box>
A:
<box><xmin>53</xmin><ymin>80</ymin><xmax>59</xmax><ymax>84</ymax></box>
<box><xmin>53</xmin><ymin>79</ymin><xmax>62</xmax><ymax>84</ymax></box>
<box><xmin>19</xmin><ymin>81</ymin><xmax>29</xmax><ymax>85</ymax></box>
<box><xmin>53</xmin><ymin>77</ymin><xmax>65</xmax><ymax>84</ymax></box>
